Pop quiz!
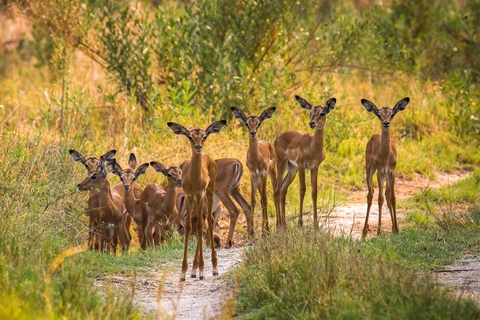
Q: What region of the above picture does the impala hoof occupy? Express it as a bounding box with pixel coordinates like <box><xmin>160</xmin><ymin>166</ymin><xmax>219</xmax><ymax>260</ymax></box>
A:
<box><xmin>213</xmin><ymin>271</ymin><xmax>219</xmax><ymax>276</ymax></box>
<box><xmin>190</xmin><ymin>274</ymin><xmax>196</xmax><ymax>278</ymax></box>
<box><xmin>180</xmin><ymin>275</ymin><xmax>186</xmax><ymax>281</ymax></box>
<box><xmin>199</xmin><ymin>275</ymin><xmax>204</xmax><ymax>280</ymax></box>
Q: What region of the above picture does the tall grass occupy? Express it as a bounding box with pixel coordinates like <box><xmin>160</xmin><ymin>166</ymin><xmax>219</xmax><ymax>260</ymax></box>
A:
<box><xmin>236</xmin><ymin>229</ymin><xmax>480</xmax><ymax>319</ymax></box>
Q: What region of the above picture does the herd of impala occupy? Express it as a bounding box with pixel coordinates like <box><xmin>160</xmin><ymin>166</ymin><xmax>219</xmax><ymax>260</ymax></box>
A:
<box><xmin>70</xmin><ymin>95</ymin><xmax>410</xmax><ymax>280</ymax></box>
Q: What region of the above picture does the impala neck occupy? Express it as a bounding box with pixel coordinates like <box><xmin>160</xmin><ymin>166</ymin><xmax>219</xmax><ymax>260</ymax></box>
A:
<box><xmin>249</xmin><ymin>136</ymin><xmax>260</xmax><ymax>158</ymax></box>
<box><xmin>96</xmin><ymin>180</ymin><xmax>115</xmax><ymax>211</ymax></box>
<box><xmin>190</xmin><ymin>151</ymin><xmax>203</xmax><ymax>177</ymax></box>
<box><xmin>381</xmin><ymin>127</ymin><xmax>391</xmax><ymax>158</ymax></box>
<box><xmin>313</xmin><ymin>127</ymin><xmax>325</xmax><ymax>152</ymax></box>
<box><xmin>163</xmin><ymin>181</ymin><xmax>177</xmax><ymax>212</ymax></box>
<box><xmin>124</xmin><ymin>188</ymin><xmax>137</xmax><ymax>214</ymax></box>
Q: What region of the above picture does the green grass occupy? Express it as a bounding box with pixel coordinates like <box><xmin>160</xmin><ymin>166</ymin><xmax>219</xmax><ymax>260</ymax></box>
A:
<box><xmin>235</xmin><ymin>172</ymin><xmax>480</xmax><ymax>319</ymax></box>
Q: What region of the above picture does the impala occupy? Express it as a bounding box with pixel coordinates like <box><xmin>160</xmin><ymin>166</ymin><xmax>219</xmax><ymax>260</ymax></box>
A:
<box><xmin>231</xmin><ymin>106</ymin><xmax>281</xmax><ymax>233</ymax></box>
<box><xmin>361</xmin><ymin>97</ymin><xmax>410</xmax><ymax>238</ymax></box>
<box><xmin>167</xmin><ymin>120</ymin><xmax>226</xmax><ymax>280</ymax></box>
<box><xmin>274</xmin><ymin>95</ymin><xmax>336</xmax><ymax>227</ymax></box>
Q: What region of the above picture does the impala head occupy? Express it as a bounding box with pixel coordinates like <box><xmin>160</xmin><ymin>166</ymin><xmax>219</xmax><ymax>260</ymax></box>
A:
<box><xmin>111</xmin><ymin>153</ymin><xmax>149</xmax><ymax>191</ymax></box>
<box><xmin>295</xmin><ymin>95</ymin><xmax>336</xmax><ymax>130</ymax></box>
<box><xmin>361</xmin><ymin>97</ymin><xmax>410</xmax><ymax>129</ymax></box>
<box><xmin>150</xmin><ymin>161</ymin><xmax>182</xmax><ymax>187</ymax></box>
<box><xmin>231</xmin><ymin>106</ymin><xmax>276</xmax><ymax>138</ymax></box>
<box><xmin>167</xmin><ymin>120</ymin><xmax>227</xmax><ymax>154</ymax></box>
<box><xmin>69</xmin><ymin>149</ymin><xmax>116</xmax><ymax>174</ymax></box>
<box><xmin>77</xmin><ymin>156</ymin><xmax>113</xmax><ymax>191</ymax></box>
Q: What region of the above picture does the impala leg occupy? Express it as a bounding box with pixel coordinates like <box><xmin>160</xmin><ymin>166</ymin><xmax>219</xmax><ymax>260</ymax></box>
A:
<box><xmin>181</xmin><ymin>196</ymin><xmax>193</xmax><ymax>281</ymax></box>
<box><xmin>298</xmin><ymin>167</ymin><xmax>306</xmax><ymax>226</ymax></box>
<box><xmin>231</xmin><ymin>185</ymin><xmax>253</xmax><ymax>239</ymax></box>
<box><xmin>363</xmin><ymin>164</ymin><xmax>376</xmax><ymax>238</ymax></box>
<box><xmin>250</xmin><ymin>176</ymin><xmax>258</xmax><ymax>236</ymax></box>
<box><xmin>219</xmin><ymin>191</ymin><xmax>239</xmax><ymax>248</ymax></box>
<box><xmin>206</xmin><ymin>181</ymin><xmax>218</xmax><ymax>277</ymax></box>
<box><xmin>260</xmin><ymin>175</ymin><xmax>269</xmax><ymax>234</ymax></box>
<box><xmin>310</xmin><ymin>167</ymin><xmax>319</xmax><ymax>228</ymax></box>
<box><xmin>144</xmin><ymin>215</ymin><xmax>154</xmax><ymax>248</ymax></box>
<box><xmin>191</xmin><ymin>195</ymin><xmax>204</xmax><ymax>279</ymax></box>
<box><xmin>386</xmin><ymin>173</ymin><xmax>398</xmax><ymax>233</ymax></box>
<box><xmin>269</xmin><ymin>164</ymin><xmax>282</xmax><ymax>228</ymax></box>
<box><xmin>274</xmin><ymin>158</ymin><xmax>287</xmax><ymax>227</ymax></box>
<box><xmin>279</xmin><ymin>162</ymin><xmax>298</xmax><ymax>225</ymax></box>
<box><xmin>376</xmin><ymin>171</ymin><xmax>385</xmax><ymax>236</ymax></box>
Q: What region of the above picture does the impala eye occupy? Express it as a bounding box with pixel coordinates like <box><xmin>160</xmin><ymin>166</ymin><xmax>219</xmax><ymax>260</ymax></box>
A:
<box><xmin>90</xmin><ymin>174</ymin><xmax>97</xmax><ymax>180</ymax></box>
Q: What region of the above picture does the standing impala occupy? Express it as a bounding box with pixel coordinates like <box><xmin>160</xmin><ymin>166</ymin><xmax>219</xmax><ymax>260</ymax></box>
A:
<box><xmin>77</xmin><ymin>157</ymin><xmax>131</xmax><ymax>254</ymax></box>
<box><xmin>70</xmin><ymin>150</ymin><xmax>142</xmax><ymax>251</ymax></box>
<box><xmin>274</xmin><ymin>95</ymin><xmax>336</xmax><ymax>227</ymax></box>
<box><xmin>167</xmin><ymin>120</ymin><xmax>226</xmax><ymax>281</ymax></box>
<box><xmin>70</xmin><ymin>149</ymin><xmax>117</xmax><ymax>251</ymax></box>
<box><xmin>231</xmin><ymin>106</ymin><xmax>281</xmax><ymax>234</ymax></box>
<box><xmin>178</xmin><ymin>157</ymin><xmax>251</xmax><ymax>248</ymax></box>
<box><xmin>144</xmin><ymin>161</ymin><xmax>182</xmax><ymax>246</ymax></box>
<box><xmin>111</xmin><ymin>154</ymin><xmax>149</xmax><ymax>246</ymax></box>
<box><xmin>361</xmin><ymin>97</ymin><xmax>410</xmax><ymax>238</ymax></box>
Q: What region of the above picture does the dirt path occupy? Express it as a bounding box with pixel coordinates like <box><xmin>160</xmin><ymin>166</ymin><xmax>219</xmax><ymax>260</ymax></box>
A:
<box><xmin>95</xmin><ymin>170</ymin><xmax>479</xmax><ymax>318</ymax></box>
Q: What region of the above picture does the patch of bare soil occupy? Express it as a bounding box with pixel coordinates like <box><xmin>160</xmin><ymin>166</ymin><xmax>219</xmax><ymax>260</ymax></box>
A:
<box><xmin>94</xmin><ymin>169</ymin><xmax>478</xmax><ymax>318</ymax></box>
<box><xmin>435</xmin><ymin>255</ymin><xmax>480</xmax><ymax>306</ymax></box>
<box><xmin>323</xmin><ymin>170</ymin><xmax>472</xmax><ymax>239</ymax></box>
<box><xmin>94</xmin><ymin>247</ymin><xmax>243</xmax><ymax>319</ymax></box>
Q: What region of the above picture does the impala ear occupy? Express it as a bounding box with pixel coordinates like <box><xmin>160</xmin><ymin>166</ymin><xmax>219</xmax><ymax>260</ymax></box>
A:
<box><xmin>98</xmin><ymin>158</ymin><xmax>109</xmax><ymax>176</ymax></box>
<box><xmin>231</xmin><ymin>107</ymin><xmax>247</xmax><ymax>123</ymax></box>
<box><xmin>295</xmin><ymin>95</ymin><xmax>312</xmax><ymax>110</ymax></box>
<box><xmin>361</xmin><ymin>99</ymin><xmax>379</xmax><ymax>116</ymax></box>
<box><xmin>135</xmin><ymin>163</ymin><xmax>149</xmax><ymax>178</ymax></box>
<box><xmin>325</xmin><ymin>98</ymin><xmax>336</xmax><ymax>112</ymax></box>
<box><xmin>150</xmin><ymin>161</ymin><xmax>168</xmax><ymax>176</ymax></box>
<box><xmin>205</xmin><ymin>120</ymin><xmax>227</xmax><ymax>137</ymax></box>
<box><xmin>128</xmin><ymin>153</ymin><xmax>137</xmax><ymax>170</ymax></box>
<box><xmin>392</xmin><ymin>97</ymin><xmax>410</xmax><ymax>116</ymax></box>
<box><xmin>101</xmin><ymin>150</ymin><xmax>117</xmax><ymax>161</ymax></box>
<box><xmin>111</xmin><ymin>160</ymin><xmax>123</xmax><ymax>178</ymax></box>
<box><xmin>259</xmin><ymin>106</ymin><xmax>276</xmax><ymax>122</ymax></box>
<box><xmin>167</xmin><ymin>122</ymin><xmax>191</xmax><ymax>138</ymax></box>
<box><xmin>69</xmin><ymin>150</ymin><xmax>87</xmax><ymax>166</ymax></box>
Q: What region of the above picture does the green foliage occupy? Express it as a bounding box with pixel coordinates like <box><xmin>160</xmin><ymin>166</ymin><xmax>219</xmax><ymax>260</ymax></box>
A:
<box><xmin>92</xmin><ymin>1</ymin><xmax>153</xmax><ymax>111</ymax></box>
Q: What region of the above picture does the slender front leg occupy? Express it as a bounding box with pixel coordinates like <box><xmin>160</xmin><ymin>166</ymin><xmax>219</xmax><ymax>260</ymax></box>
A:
<box><xmin>298</xmin><ymin>167</ymin><xmax>306</xmax><ymax>226</ymax></box>
<box><xmin>280</xmin><ymin>162</ymin><xmax>298</xmax><ymax>225</ymax></box>
<box><xmin>206</xmin><ymin>180</ymin><xmax>218</xmax><ymax>277</ymax></box>
<box><xmin>310</xmin><ymin>167</ymin><xmax>319</xmax><ymax>227</ymax></box>
<box><xmin>250</xmin><ymin>176</ymin><xmax>258</xmax><ymax>236</ymax></box>
<box><xmin>181</xmin><ymin>196</ymin><xmax>193</xmax><ymax>281</ymax></box>
<box><xmin>363</xmin><ymin>164</ymin><xmax>376</xmax><ymax>238</ymax></box>
<box><xmin>376</xmin><ymin>172</ymin><xmax>385</xmax><ymax>236</ymax></box>
<box><xmin>260</xmin><ymin>176</ymin><xmax>269</xmax><ymax>234</ymax></box>
<box><xmin>386</xmin><ymin>172</ymin><xmax>398</xmax><ymax>233</ymax></box>
<box><xmin>191</xmin><ymin>195</ymin><xmax>204</xmax><ymax>279</ymax></box>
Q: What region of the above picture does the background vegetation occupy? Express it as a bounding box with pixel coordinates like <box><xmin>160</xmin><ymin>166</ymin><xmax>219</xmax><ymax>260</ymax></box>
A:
<box><xmin>0</xmin><ymin>0</ymin><xmax>479</xmax><ymax>318</ymax></box>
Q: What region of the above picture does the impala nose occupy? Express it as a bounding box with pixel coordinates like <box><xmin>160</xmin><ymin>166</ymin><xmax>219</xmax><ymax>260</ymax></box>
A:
<box><xmin>250</xmin><ymin>132</ymin><xmax>256</xmax><ymax>138</ymax></box>
<box><xmin>382</xmin><ymin>122</ymin><xmax>390</xmax><ymax>128</ymax></box>
<box><xmin>194</xmin><ymin>145</ymin><xmax>202</xmax><ymax>153</ymax></box>
<box><xmin>309</xmin><ymin>122</ymin><xmax>316</xmax><ymax>129</ymax></box>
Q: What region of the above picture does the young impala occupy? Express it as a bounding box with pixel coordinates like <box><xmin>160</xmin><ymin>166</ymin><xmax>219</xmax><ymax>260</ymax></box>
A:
<box><xmin>167</xmin><ymin>120</ymin><xmax>226</xmax><ymax>281</ymax></box>
<box><xmin>361</xmin><ymin>97</ymin><xmax>410</xmax><ymax>238</ymax></box>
